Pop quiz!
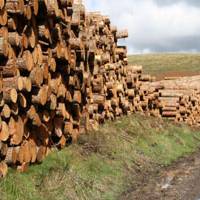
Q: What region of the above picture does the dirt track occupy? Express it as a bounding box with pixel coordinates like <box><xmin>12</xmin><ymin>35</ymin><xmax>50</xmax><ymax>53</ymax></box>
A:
<box><xmin>155</xmin><ymin>71</ymin><xmax>200</xmax><ymax>80</ymax></box>
<box><xmin>122</xmin><ymin>149</ymin><xmax>200</xmax><ymax>200</ymax></box>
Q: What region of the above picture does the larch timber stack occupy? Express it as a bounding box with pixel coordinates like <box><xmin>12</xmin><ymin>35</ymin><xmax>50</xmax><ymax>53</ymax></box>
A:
<box><xmin>0</xmin><ymin>0</ymin><xmax>199</xmax><ymax>176</ymax></box>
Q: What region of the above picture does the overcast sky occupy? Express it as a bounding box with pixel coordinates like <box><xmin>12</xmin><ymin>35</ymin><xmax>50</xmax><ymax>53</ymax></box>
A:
<box><xmin>84</xmin><ymin>0</ymin><xmax>200</xmax><ymax>54</ymax></box>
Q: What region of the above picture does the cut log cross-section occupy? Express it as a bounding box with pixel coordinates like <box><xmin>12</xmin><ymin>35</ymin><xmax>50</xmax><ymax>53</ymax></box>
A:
<box><xmin>3</xmin><ymin>87</ymin><xmax>18</xmax><ymax>103</ymax></box>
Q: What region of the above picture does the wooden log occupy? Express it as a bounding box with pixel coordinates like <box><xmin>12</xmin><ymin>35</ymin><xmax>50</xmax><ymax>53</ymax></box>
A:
<box><xmin>0</xmin><ymin>162</ymin><xmax>8</xmax><ymax>178</ymax></box>
<box><xmin>0</xmin><ymin>77</ymin><xmax>2</xmax><ymax>93</ymax></box>
<box><xmin>1</xmin><ymin>104</ymin><xmax>11</xmax><ymax>118</ymax></box>
<box><xmin>45</xmin><ymin>0</ymin><xmax>59</xmax><ymax>17</ymax></box>
<box><xmin>162</xmin><ymin>111</ymin><xmax>177</xmax><ymax>117</ymax></box>
<box><xmin>64</xmin><ymin>120</ymin><xmax>73</xmax><ymax>136</ymax></box>
<box><xmin>18</xmin><ymin>93</ymin><xmax>27</xmax><ymax>108</ymax></box>
<box><xmin>29</xmin><ymin>65</ymin><xmax>44</xmax><ymax>87</ymax></box>
<box><xmin>24</xmin><ymin>5</ymin><xmax>32</xmax><ymax>20</ymax></box>
<box><xmin>3</xmin><ymin>76</ymin><xmax>24</xmax><ymax>91</ymax></box>
<box><xmin>0</xmin><ymin>37</ymin><xmax>8</xmax><ymax>57</ymax></box>
<box><xmin>159</xmin><ymin>90</ymin><xmax>184</xmax><ymax>98</ymax></box>
<box><xmin>21</xmin><ymin>33</ymin><xmax>28</xmax><ymax>48</ymax></box>
<box><xmin>15</xmin><ymin>50</ymin><xmax>34</xmax><ymax>71</ymax></box>
<box><xmin>57</xmin><ymin>83</ymin><xmax>66</xmax><ymax>98</ymax></box>
<box><xmin>38</xmin><ymin>25</ymin><xmax>51</xmax><ymax>40</ymax></box>
<box><xmin>69</xmin><ymin>38</ymin><xmax>83</xmax><ymax>49</ymax></box>
<box><xmin>116</xmin><ymin>30</ymin><xmax>128</xmax><ymax>39</ymax></box>
<box><xmin>73</xmin><ymin>90</ymin><xmax>81</xmax><ymax>104</ymax></box>
<box><xmin>0</xmin><ymin>121</ymin><xmax>9</xmax><ymax>141</ymax></box>
<box><xmin>115</xmin><ymin>46</ymin><xmax>127</xmax><ymax>56</ymax></box>
<box><xmin>7</xmin><ymin>17</ymin><xmax>18</xmax><ymax>31</ymax></box>
<box><xmin>0</xmin><ymin>0</ymin><xmax>4</xmax><ymax>9</ymax></box>
<box><xmin>49</xmin><ymin>57</ymin><xmax>56</xmax><ymax>72</ymax></box>
<box><xmin>49</xmin><ymin>75</ymin><xmax>61</xmax><ymax>94</ymax></box>
<box><xmin>127</xmin><ymin>89</ymin><xmax>135</xmax><ymax>98</ymax></box>
<box><xmin>32</xmin><ymin>85</ymin><xmax>49</xmax><ymax>105</ymax></box>
<box><xmin>92</xmin><ymin>94</ymin><xmax>105</xmax><ymax>105</ymax></box>
<box><xmin>0</xmin><ymin>8</ymin><xmax>7</xmax><ymax>26</ymax></box>
<box><xmin>49</xmin><ymin>93</ymin><xmax>57</xmax><ymax>110</ymax></box>
<box><xmin>56</xmin><ymin>43</ymin><xmax>69</xmax><ymax>60</ymax></box>
<box><xmin>9</xmin><ymin>116</ymin><xmax>24</xmax><ymax>145</ymax></box>
<box><xmin>8</xmin><ymin>32</ymin><xmax>20</xmax><ymax>46</ymax></box>
<box><xmin>27</xmin><ymin>27</ymin><xmax>36</xmax><ymax>48</ymax></box>
<box><xmin>140</xmin><ymin>75</ymin><xmax>153</xmax><ymax>82</ymax></box>
<box><xmin>22</xmin><ymin>77</ymin><xmax>32</xmax><ymax>92</ymax></box>
<box><xmin>27</xmin><ymin>105</ymin><xmax>42</xmax><ymax>126</ymax></box>
<box><xmin>31</xmin><ymin>0</ymin><xmax>39</xmax><ymax>15</ymax></box>
<box><xmin>3</xmin><ymin>87</ymin><xmax>17</xmax><ymax>103</ymax></box>
<box><xmin>56</xmin><ymin>103</ymin><xmax>70</xmax><ymax>119</ymax></box>
<box><xmin>6</xmin><ymin>0</ymin><xmax>24</xmax><ymax>14</ymax></box>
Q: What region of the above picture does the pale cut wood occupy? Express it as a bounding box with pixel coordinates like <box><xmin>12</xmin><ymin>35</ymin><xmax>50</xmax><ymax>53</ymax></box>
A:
<box><xmin>29</xmin><ymin>65</ymin><xmax>44</xmax><ymax>87</ymax></box>
<box><xmin>0</xmin><ymin>162</ymin><xmax>8</xmax><ymax>178</ymax></box>
<box><xmin>1</xmin><ymin>104</ymin><xmax>11</xmax><ymax>118</ymax></box>
<box><xmin>3</xmin><ymin>77</ymin><xmax>24</xmax><ymax>91</ymax></box>
<box><xmin>0</xmin><ymin>121</ymin><xmax>9</xmax><ymax>141</ymax></box>
<box><xmin>15</xmin><ymin>50</ymin><xmax>34</xmax><ymax>71</ymax></box>
<box><xmin>0</xmin><ymin>8</ymin><xmax>7</xmax><ymax>26</ymax></box>
<box><xmin>6</xmin><ymin>0</ymin><xmax>24</xmax><ymax>14</ymax></box>
<box><xmin>0</xmin><ymin>0</ymin><xmax>5</xmax><ymax>9</ymax></box>
<box><xmin>46</xmin><ymin>0</ymin><xmax>59</xmax><ymax>17</ymax></box>
<box><xmin>27</xmin><ymin>105</ymin><xmax>42</xmax><ymax>127</ymax></box>
<box><xmin>31</xmin><ymin>0</ymin><xmax>39</xmax><ymax>15</ymax></box>
<box><xmin>7</xmin><ymin>17</ymin><xmax>18</xmax><ymax>30</ymax></box>
<box><xmin>10</xmin><ymin>116</ymin><xmax>24</xmax><ymax>145</ymax></box>
<box><xmin>0</xmin><ymin>37</ymin><xmax>8</xmax><ymax>57</ymax></box>
<box><xmin>116</xmin><ymin>30</ymin><xmax>128</xmax><ymax>39</ymax></box>
<box><xmin>24</xmin><ymin>5</ymin><xmax>32</xmax><ymax>20</ymax></box>
<box><xmin>23</xmin><ymin>77</ymin><xmax>32</xmax><ymax>92</ymax></box>
<box><xmin>28</xmin><ymin>27</ymin><xmax>36</xmax><ymax>48</ymax></box>
<box><xmin>32</xmin><ymin>85</ymin><xmax>49</xmax><ymax>105</ymax></box>
<box><xmin>18</xmin><ymin>93</ymin><xmax>27</xmax><ymax>108</ymax></box>
<box><xmin>3</xmin><ymin>87</ymin><xmax>17</xmax><ymax>103</ymax></box>
<box><xmin>8</xmin><ymin>32</ymin><xmax>20</xmax><ymax>46</ymax></box>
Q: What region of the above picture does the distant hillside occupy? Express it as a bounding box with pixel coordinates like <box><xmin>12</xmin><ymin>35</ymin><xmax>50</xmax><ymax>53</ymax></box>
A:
<box><xmin>128</xmin><ymin>54</ymin><xmax>200</xmax><ymax>80</ymax></box>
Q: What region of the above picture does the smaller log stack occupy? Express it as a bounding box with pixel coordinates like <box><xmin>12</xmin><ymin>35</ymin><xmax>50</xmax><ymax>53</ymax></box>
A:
<box><xmin>140</xmin><ymin>75</ymin><xmax>200</xmax><ymax>126</ymax></box>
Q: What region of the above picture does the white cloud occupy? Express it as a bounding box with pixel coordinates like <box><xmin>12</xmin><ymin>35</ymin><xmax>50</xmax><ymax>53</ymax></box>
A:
<box><xmin>84</xmin><ymin>0</ymin><xmax>200</xmax><ymax>54</ymax></box>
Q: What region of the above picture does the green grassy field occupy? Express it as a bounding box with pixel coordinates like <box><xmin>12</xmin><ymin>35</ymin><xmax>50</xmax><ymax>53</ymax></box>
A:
<box><xmin>128</xmin><ymin>53</ymin><xmax>200</xmax><ymax>79</ymax></box>
<box><xmin>1</xmin><ymin>114</ymin><xmax>200</xmax><ymax>200</ymax></box>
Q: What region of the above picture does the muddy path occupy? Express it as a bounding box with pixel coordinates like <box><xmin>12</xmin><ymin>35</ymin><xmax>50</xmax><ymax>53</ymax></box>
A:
<box><xmin>122</xmin><ymin>149</ymin><xmax>200</xmax><ymax>200</ymax></box>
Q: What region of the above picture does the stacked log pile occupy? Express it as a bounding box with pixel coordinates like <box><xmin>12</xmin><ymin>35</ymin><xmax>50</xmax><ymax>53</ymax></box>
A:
<box><xmin>0</xmin><ymin>0</ymin><xmax>152</xmax><ymax>176</ymax></box>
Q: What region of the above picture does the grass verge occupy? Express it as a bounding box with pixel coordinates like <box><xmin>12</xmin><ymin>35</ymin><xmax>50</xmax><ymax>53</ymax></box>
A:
<box><xmin>1</xmin><ymin>114</ymin><xmax>200</xmax><ymax>200</ymax></box>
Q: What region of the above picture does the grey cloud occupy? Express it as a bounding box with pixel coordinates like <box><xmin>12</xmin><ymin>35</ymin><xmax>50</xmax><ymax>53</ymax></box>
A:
<box><xmin>154</xmin><ymin>0</ymin><xmax>200</xmax><ymax>7</ymax></box>
<box><xmin>129</xmin><ymin>35</ymin><xmax>200</xmax><ymax>53</ymax></box>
